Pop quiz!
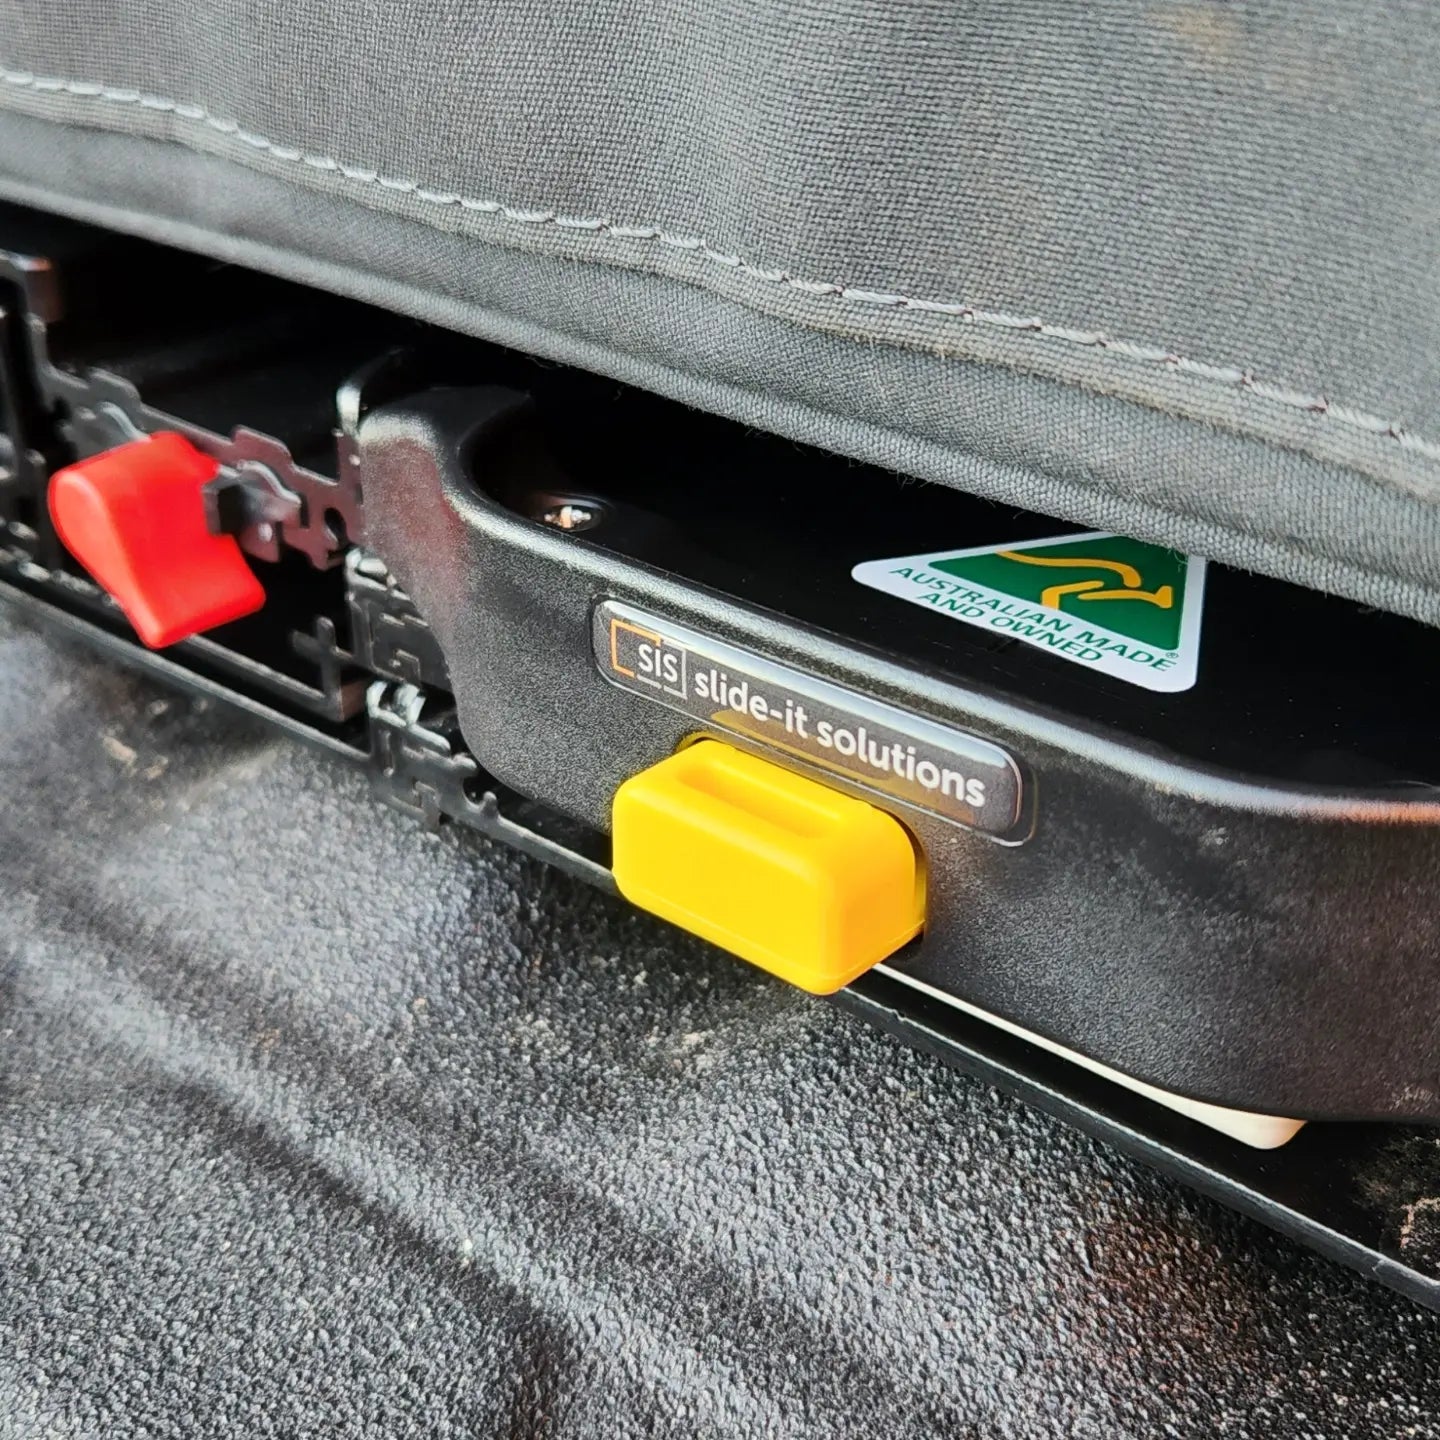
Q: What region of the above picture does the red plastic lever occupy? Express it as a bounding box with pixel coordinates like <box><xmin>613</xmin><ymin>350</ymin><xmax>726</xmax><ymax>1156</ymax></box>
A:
<box><xmin>48</xmin><ymin>432</ymin><xmax>265</xmax><ymax>649</ymax></box>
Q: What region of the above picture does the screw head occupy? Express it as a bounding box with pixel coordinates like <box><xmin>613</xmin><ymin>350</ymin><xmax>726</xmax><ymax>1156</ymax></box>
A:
<box><xmin>540</xmin><ymin>501</ymin><xmax>600</xmax><ymax>532</ymax></box>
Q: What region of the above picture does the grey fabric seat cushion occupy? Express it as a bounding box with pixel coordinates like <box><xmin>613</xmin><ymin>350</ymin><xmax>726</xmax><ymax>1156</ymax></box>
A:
<box><xmin>0</xmin><ymin>1</ymin><xmax>1437</xmax><ymax>620</ymax></box>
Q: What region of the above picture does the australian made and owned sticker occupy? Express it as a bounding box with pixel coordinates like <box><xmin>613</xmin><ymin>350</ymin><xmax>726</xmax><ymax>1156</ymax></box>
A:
<box><xmin>852</xmin><ymin>532</ymin><xmax>1207</xmax><ymax>693</ymax></box>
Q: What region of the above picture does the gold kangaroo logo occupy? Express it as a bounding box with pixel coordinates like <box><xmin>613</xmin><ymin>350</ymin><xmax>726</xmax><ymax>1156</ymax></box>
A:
<box><xmin>995</xmin><ymin>550</ymin><xmax>1174</xmax><ymax>612</ymax></box>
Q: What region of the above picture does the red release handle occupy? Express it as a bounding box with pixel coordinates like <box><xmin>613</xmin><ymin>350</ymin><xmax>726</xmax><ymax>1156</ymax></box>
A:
<box><xmin>48</xmin><ymin>432</ymin><xmax>265</xmax><ymax>648</ymax></box>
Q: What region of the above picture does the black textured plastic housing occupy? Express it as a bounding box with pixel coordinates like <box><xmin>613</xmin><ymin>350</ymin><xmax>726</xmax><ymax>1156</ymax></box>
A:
<box><xmin>359</xmin><ymin>388</ymin><xmax>1440</xmax><ymax>1123</ymax></box>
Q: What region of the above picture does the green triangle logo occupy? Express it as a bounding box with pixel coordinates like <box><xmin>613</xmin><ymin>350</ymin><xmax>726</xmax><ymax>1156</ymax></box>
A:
<box><xmin>852</xmin><ymin>532</ymin><xmax>1207</xmax><ymax>692</ymax></box>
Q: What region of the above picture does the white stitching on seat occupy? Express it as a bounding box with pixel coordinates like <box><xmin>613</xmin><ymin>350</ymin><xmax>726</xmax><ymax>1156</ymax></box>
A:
<box><xmin>2</xmin><ymin>63</ymin><xmax>1436</xmax><ymax>467</ymax></box>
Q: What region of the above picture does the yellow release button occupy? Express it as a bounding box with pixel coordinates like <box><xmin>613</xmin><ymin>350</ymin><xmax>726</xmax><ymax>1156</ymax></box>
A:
<box><xmin>612</xmin><ymin>740</ymin><xmax>925</xmax><ymax>993</ymax></box>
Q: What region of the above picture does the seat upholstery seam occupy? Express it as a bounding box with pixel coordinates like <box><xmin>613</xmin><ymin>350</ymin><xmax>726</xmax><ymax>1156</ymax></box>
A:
<box><xmin>2</xmin><ymin>62</ymin><xmax>1437</xmax><ymax>469</ymax></box>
